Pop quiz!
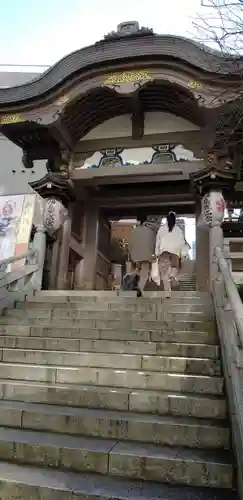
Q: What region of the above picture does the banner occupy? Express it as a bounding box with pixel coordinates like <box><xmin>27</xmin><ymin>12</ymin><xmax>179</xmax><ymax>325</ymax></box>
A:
<box><xmin>0</xmin><ymin>194</ymin><xmax>35</xmax><ymax>272</ymax></box>
<box><xmin>13</xmin><ymin>194</ymin><xmax>36</xmax><ymax>270</ymax></box>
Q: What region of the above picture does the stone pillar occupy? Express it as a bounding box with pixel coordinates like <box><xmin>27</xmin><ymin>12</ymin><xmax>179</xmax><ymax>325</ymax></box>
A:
<box><xmin>74</xmin><ymin>203</ymin><xmax>99</xmax><ymax>290</ymax></box>
<box><xmin>56</xmin><ymin>204</ymin><xmax>73</xmax><ymax>290</ymax></box>
<box><xmin>31</xmin><ymin>225</ymin><xmax>47</xmax><ymax>291</ymax></box>
<box><xmin>201</xmin><ymin>190</ymin><xmax>225</xmax><ymax>286</ymax></box>
<box><xmin>30</xmin><ymin>196</ymin><xmax>46</xmax><ymax>291</ymax></box>
<box><xmin>195</xmin><ymin>200</ymin><xmax>210</xmax><ymax>291</ymax></box>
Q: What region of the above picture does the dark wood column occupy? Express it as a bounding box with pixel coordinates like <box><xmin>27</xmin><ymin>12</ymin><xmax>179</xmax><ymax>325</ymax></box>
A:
<box><xmin>74</xmin><ymin>202</ymin><xmax>99</xmax><ymax>290</ymax></box>
<box><xmin>195</xmin><ymin>200</ymin><xmax>210</xmax><ymax>291</ymax></box>
<box><xmin>49</xmin><ymin>231</ymin><xmax>61</xmax><ymax>289</ymax></box>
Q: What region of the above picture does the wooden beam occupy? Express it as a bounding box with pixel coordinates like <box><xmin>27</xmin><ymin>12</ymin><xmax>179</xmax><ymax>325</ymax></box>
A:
<box><xmin>71</xmin><ymin>161</ymin><xmax>203</xmax><ymax>187</ymax></box>
<box><xmin>93</xmin><ymin>183</ymin><xmax>190</xmax><ymax>199</ymax></box>
<box><xmin>96</xmin><ymin>193</ymin><xmax>193</xmax><ymax>207</ymax></box>
<box><xmin>50</xmin><ymin>120</ymin><xmax>73</xmax><ymax>149</ymax></box>
<box><xmin>74</xmin><ymin>130</ymin><xmax>203</xmax><ymax>156</ymax></box>
<box><xmin>70</xmin><ymin>236</ymin><xmax>84</xmax><ymax>258</ymax></box>
<box><xmin>104</xmin><ymin>204</ymin><xmax>195</xmax><ymax>218</ymax></box>
<box><xmin>131</xmin><ymin>94</ymin><xmax>144</xmax><ymax>140</ymax></box>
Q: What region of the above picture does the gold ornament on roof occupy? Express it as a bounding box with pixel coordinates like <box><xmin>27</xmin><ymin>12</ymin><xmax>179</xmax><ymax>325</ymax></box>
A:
<box><xmin>54</xmin><ymin>95</ymin><xmax>69</xmax><ymax>106</ymax></box>
<box><xmin>0</xmin><ymin>114</ymin><xmax>23</xmax><ymax>125</ymax></box>
<box><xmin>104</xmin><ymin>70</ymin><xmax>152</xmax><ymax>85</ymax></box>
<box><xmin>188</xmin><ymin>80</ymin><xmax>203</xmax><ymax>90</ymax></box>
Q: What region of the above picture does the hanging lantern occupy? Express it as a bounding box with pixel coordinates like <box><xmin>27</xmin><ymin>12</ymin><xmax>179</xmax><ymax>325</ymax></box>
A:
<box><xmin>202</xmin><ymin>191</ymin><xmax>225</xmax><ymax>227</ymax></box>
<box><xmin>44</xmin><ymin>198</ymin><xmax>68</xmax><ymax>234</ymax></box>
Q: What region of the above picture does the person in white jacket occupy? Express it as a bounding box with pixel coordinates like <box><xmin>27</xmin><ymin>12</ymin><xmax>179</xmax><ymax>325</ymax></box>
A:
<box><xmin>155</xmin><ymin>212</ymin><xmax>185</xmax><ymax>298</ymax></box>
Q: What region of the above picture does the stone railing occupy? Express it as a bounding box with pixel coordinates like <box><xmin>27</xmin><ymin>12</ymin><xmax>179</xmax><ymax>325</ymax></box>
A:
<box><xmin>212</xmin><ymin>245</ymin><xmax>243</xmax><ymax>499</ymax></box>
<box><xmin>224</xmin><ymin>237</ymin><xmax>243</xmax><ymax>285</ymax></box>
<box><xmin>0</xmin><ymin>249</ymin><xmax>39</xmax><ymax>311</ymax></box>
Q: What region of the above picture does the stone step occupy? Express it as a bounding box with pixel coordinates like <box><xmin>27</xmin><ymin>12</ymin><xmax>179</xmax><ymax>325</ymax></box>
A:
<box><xmin>6</xmin><ymin>308</ymin><xmax>214</xmax><ymax>321</ymax></box>
<box><xmin>179</xmin><ymin>277</ymin><xmax>196</xmax><ymax>282</ymax></box>
<box><xmin>25</xmin><ymin>293</ymin><xmax>212</xmax><ymax>306</ymax></box>
<box><xmin>0</xmin><ymin>316</ymin><xmax>216</xmax><ymax>334</ymax></box>
<box><xmin>180</xmin><ymin>288</ymin><xmax>197</xmax><ymax>291</ymax></box>
<box><xmin>0</xmin><ymin>426</ymin><xmax>232</xmax><ymax>487</ymax></box>
<box><xmin>0</xmin><ymin>400</ymin><xmax>229</xmax><ymax>449</ymax></box>
<box><xmin>0</xmin><ymin>325</ymin><xmax>218</xmax><ymax>343</ymax></box>
<box><xmin>0</xmin><ymin>379</ymin><xmax>226</xmax><ymax>418</ymax></box>
<box><xmin>108</xmin><ymin>441</ymin><xmax>233</xmax><ymax>488</ymax></box>
<box><xmin>29</xmin><ymin>290</ymin><xmax>211</xmax><ymax>300</ymax></box>
<box><xmin>0</xmin><ymin>462</ymin><xmax>237</xmax><ymax>500</ymax></box>
<box><xmin>180</xmin><ymin>277</ymin><xmax>196</xmax><ymax>280</ymax></box>
<box><xmin>0</xmin><ymin>335</ymin><xmax>220</xmax><ymax>358</ymax></box>
<box><xmin>18</xmin><ymin>300</ymin><xmax>213</xmax><ymax>312</ymax></box>
<box><xmin>180</xmin><ymin>279</ymin><xmax>196</xmax><ymax>283</ymax></box>
<box><xmin>0</xmin><ymin>401</ymin><xmax>230</xmax><ymax>449</ymax></box>
<box><xmin>179</xmin><ymin>290</ymin><xmax>197</xmax><ymax>293</ymax></box>
<box><xmin>0</xmin><ymin>349</ymin><xmax>221</xmax><ymax>376</ymax></box>
<box><xmin>0</xmin><ymin>362</ymin><xmax>224</xmax><ymax>394</ymax></box>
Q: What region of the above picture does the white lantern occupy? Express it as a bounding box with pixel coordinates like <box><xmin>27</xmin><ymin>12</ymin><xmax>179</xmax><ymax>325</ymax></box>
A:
<box><xmin>202</xmin><ymin>191</ymin><xmax>225</xmax><ymax>227</ymax></box>
<box><xmin>44</xmin><ymin>198</ymin><xmax>68</xmax><ymax>234</ymax></box>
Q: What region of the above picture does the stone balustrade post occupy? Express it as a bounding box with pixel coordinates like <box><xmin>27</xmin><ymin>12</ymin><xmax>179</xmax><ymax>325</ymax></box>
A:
<box><xmin>30</xmin><ymin>225</ymin><xmax>47</xmax><ymax>291</ymax></box>
<box><xmin>201</xmin><ymin>190</ymin><xmax>226</xmax><ymax>288</ymax></box>
<box><xmin>29</xmin><ymin>195</ymin><xmax>47</xmax><ymax>291</ymax></box>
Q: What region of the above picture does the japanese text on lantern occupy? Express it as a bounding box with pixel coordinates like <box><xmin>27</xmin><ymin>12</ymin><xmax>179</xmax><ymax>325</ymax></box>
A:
<box><xmin>216</xmin><ymin>200</ymin><xmax>225</xmax><ymax>212</ymax></box>
<box><xmin>104</xmin><ymin>70</ymin><xmax>152</xmax><ymax>85</ymax></box>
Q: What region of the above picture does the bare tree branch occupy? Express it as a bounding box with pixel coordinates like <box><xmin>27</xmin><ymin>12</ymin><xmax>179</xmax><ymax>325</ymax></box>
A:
<box><xmin>192</xmin><ymin>0</ymin><xmax>243</xmax><ymax>159</ymax></box>
<box><xmin>194</xmin><ymin>0</ymin><xmax>243</xmax><ymax>53</ymax></box>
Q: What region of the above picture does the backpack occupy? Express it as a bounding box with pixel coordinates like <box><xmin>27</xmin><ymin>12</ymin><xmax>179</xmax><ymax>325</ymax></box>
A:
<box><xmin>123</xmin><ymin>273</ymin><xmax>139</xmax><ymax>291</ymax></box>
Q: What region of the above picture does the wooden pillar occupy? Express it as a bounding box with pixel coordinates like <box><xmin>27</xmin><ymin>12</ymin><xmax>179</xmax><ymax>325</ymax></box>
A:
<box><xmin>49</xmin><ymin>231</ymin><xmax>61</xmax><ymax>289</ymax></box>
<box><xmin>56</xmin><ymin>204</ymin><xmax>73</xmax><ymax>290</ymax></box>
<box><xmin>74</xmin><ymin>203</ymin><xmax>99</xmax><ymax>290</ymax></box>
<box><xmin>196</xmin><ymin>200</ymin><xmax>210</xmax><ymax>291</ymax></box>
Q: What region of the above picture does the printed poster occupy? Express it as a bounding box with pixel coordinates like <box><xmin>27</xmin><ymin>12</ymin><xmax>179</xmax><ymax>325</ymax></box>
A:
<box><xmin>0</xmin><ymin>194</ymin><xmax>35</xmax><ymax>272</ymax></box>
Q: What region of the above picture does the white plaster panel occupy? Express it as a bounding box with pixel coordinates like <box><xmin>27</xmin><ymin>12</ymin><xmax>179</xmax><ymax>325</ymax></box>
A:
<box><xmin>80</xmin><ymin>115</ymin><xmax>132</xmax><ymax>141</ymax></box>
<box><xmin>122</xmin><ymin>148</ymin><xmax>154</xmax><ymax>164</ymax></box>
<box><xmin>0</xmin><ymin>136</ymin><xmax>47</xmax><ymax>188</ymax></box>
<box><xmin>144</xmin><ymin>112</ymin><xmax>200</xmax><ymax>135</ymax></box>
<box><xmin>80</xmin><ymin>112</ymin><xmax>199</xmax><ymax>141</ymax></box>
<box><xmin>81</xmin><ymin>151</ymin><xmax>103</xmax><ymax>168</ymax></box>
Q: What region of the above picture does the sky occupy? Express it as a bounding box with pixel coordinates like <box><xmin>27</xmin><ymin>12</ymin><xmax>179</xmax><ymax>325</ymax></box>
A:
<box><xmin>0</xmin><ymin>0</ymin><xmax>206</xmax><ymax>66</ymax></box>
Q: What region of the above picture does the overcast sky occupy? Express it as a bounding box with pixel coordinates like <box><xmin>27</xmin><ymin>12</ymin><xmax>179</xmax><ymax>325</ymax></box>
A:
<box><xmin>0</xmin><ymin>0</ymin><xmax>206</xmax><ymax>66</ymax></box>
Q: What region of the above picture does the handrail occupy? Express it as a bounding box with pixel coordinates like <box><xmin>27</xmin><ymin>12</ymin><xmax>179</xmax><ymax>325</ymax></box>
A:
<box><xmin>215</xmin><ymin>245</ymin><xmax>243</xmax><ymax>348</ymax></box>
<box><xmin>213</xmin><ymin>243</ymin><xmax>243</xmax><ymax>499</ymax></box>
<box><xmin>0</xmin><ymin>248</ymin><xmax>40</xmax><ymax>310</ymax></box>
<box><xmin>0</xmin><ymin>249</ymin><xmax>37</xmax><ymax>269</ymax></box>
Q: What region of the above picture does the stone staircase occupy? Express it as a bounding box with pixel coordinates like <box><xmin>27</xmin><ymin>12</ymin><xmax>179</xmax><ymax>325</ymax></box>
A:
<box><xmin>178</xmin><ymin>259</ymin><xmax>196</xmax><ymax>291</ymax></box>
<box><xmin>0</xmin><ymin>290</ymin><xmax>237</xmax><ymax>499</ymax></box>
<box><xmin>178</xmin><ymin>273</ymin><xmax>196</xmax><ymax>291</ymax></box>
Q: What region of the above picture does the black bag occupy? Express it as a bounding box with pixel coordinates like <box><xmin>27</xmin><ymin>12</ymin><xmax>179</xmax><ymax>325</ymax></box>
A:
<box><xmin>123</xmin><ymin>273</ymin><xmax>139</xmax><ymax>291</ymax></box>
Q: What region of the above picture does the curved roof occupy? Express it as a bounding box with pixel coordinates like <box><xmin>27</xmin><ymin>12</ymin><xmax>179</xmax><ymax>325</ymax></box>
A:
<box><xmin>0</xmin><ymin>27</ymin><xmax>242</xmax><ymax>106</ymax></box>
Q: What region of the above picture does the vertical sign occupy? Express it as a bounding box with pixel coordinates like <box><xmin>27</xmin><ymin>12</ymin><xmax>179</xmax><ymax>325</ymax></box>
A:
<box><xmin>0</xmin><ymin>194</ymin><xmax>35</xmax><ymax>272</ymax></box>
<box><xmin>12</xmin><ymin>194</ymin><xmax>36</xmax><ymax>270</ymax></box>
